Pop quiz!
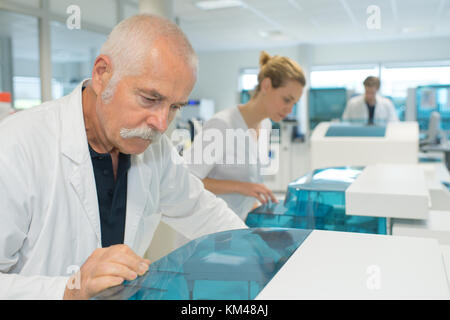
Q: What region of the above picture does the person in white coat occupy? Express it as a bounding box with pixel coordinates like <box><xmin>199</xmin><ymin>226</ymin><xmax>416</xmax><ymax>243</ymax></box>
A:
<box><xmin>184</xmin><ymin>51</ymin><xmax>305</xmax><ymax>221</ymax></box>
<box><xmin>342</xmin><ymin>76</ymin><xmax>398</xmax><ymax>124</ymax></box>
<box><xmin>0</xmin><ymin>14</ymin><xmax>245</xmax><ymax>300</ymax></box>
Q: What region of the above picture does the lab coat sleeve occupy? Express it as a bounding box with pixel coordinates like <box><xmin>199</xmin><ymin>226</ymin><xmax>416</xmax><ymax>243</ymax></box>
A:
<box><xmin>0</xmin><ymin>126</ymin><xmax>69</xmax><ymax>300</ymax></box>
<box><xmin>0</xmin><ymin>274</ymin><xmax>70</xmax><ymax>300</ymax></box>
<box><xmin>183</xmin><ymin>117</ymin><xmax>228</xmax><ymax>179</ymax></box>
<box><xmin>387</xmin><ymin>99</ymin><xmax>399</xmax><ymax>122</ymax></box>
<box><xmin>159</xmin><ymin>137</ymin><xmax>247</xmax><ymax>241</ymax></box>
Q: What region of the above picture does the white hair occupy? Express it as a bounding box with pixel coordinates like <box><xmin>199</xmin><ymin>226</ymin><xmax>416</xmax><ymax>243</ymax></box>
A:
<box><xmin>99</xmin><ymin>14</ymin><xmax>198</xmax><ymax>103</ymax></box>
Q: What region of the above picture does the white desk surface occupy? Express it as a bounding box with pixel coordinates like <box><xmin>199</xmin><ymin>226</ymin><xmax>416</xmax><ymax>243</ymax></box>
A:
<box><xmin>256</xmin><ymin>230</ymin><xmax>450</xmax><ymax>300</ymax></box>
<box><xmin>441</xmin><ymin>245</ymin><xmax>450</xmax><ymax>287</ymax></box>
<box><xmin>393</xmin><ymin>210</ymin><xmax>450</xmax><ymax>245</ymax></box>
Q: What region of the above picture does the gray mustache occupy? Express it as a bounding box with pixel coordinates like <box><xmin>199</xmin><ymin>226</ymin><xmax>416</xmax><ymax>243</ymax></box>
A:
<box><xmin>120</xmin><ymin>127</ymin><xmax>162</xmax><ymax>141</ymax></box>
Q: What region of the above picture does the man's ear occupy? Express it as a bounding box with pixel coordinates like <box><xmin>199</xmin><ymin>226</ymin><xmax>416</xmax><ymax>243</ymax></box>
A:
<box><xmin>91</xmin><ymin>55</ymin><xmax>113</xmax><ymax>96</ymax></box>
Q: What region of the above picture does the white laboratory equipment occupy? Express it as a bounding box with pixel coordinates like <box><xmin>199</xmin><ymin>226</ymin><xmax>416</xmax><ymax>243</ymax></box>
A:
<box><xmin>310</xmin><ymin>121</ymin><xmax>419</xmax><ymax>170</ymax></box>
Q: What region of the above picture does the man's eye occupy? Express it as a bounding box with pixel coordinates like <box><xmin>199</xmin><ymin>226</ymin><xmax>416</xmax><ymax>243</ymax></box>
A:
<box><xmin>171</xmin><ymin>105</ymin><xmax>182</xmax><ymax>111</ymax></box>
<box><xmin>145</xmin><ymin>97</ymin><xmax>157</xmax><ymax>102</ymax></box>
<box><xmin>140</xmin><ymin>96</ymin><xmax>158</xmax><ymax>104</ymax></box>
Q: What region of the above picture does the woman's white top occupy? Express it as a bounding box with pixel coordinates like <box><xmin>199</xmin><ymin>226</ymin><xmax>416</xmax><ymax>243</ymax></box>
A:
<box><xmin>184</xmin><ymin>106</ymin><xmax>272</xmax><ymax>221</ymax></box>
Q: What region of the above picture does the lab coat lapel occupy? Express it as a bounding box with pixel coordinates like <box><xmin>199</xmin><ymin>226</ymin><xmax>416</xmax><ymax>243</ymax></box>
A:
<box><xmin>69</xmin><ymin>159</ymin><xmax>102</xmax><ymax>244</ymax></box>
<box><xmin>124</xmin><ymin>154</ymin><xmax>152</xmax><ymax>248</ymax></box>
<box><xmin>61</xmin><ymin>80</ymin><xmax>102</xmax><ymax>245</ymax></box>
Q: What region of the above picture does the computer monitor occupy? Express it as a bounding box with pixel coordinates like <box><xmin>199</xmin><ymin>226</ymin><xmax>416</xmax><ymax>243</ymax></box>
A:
<box><xmin>308</xmin><ymin>87</ymin><xmax>347</xmax><ymax>130</ymax></box>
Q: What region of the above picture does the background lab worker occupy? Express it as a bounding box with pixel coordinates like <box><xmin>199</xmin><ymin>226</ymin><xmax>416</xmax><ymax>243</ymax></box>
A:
<box><xmin>342</xmin><ymin>76</ymin><xmax>398</xmax><ymax>124</ymax></box>
<box><xmin>184</xmin><ymin>51</ymin><xmax>306</xmax><ymax>220</ymax></box>
<box><xmin>0</xmin><ymin>14</ymin><xmax>246</xmax><ymax>300</ymax></box>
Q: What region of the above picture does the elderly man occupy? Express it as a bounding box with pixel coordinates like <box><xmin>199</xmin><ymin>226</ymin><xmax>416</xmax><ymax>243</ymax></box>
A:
<box><xmin>0</xmin><ymin>14</ymin><xmax>246</xmax><ymax>300</ymax></box>
<box><xmin>342</xmin><ymin>76</ymin><xmax>398</xmax><ymax>125</ymax></box>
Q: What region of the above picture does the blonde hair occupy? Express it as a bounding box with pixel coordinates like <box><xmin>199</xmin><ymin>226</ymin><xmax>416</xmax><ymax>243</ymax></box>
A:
<box><xmin>254</xmin><ymin>51</ymin><xmax>306</xmax><ymax>95</ymax></box>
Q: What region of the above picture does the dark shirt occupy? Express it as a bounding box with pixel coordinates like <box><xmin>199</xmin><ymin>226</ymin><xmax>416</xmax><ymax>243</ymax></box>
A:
<box><xmin>366</xmin><ymin>103</ymin><xmax>376</xmax><ymax>125</ymax></box>
<box><xmin>82</xmin><ymin>85</ymin><xmax>131</xmax><ymax>247</ymax></box>
<box><xmin>89</xmin><ymin>144</ymin><xmax>131</xmax><ymax>247</ymax></box>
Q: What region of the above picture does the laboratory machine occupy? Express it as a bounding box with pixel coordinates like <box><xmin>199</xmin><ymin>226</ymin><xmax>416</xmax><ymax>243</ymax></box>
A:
<box><xmin>310</xmin><ymin>121</ymin><xmax>419</xmax><ymax>170</ymax></box>
<box><xmin>247</xmin><ymin>163</ymin><xmax>450</xmax><ymax>245</ymax></box>
<box><xmin>247</xmin><ymin>166</ymin><xmax>387</xmax><ymax>235</ymax></box>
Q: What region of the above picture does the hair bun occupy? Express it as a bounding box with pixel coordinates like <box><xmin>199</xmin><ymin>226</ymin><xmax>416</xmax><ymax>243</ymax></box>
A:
<box><xmin>259</xmin><ymin>51</ymin><xmax>271</xmax><ymax>67</ymax></box>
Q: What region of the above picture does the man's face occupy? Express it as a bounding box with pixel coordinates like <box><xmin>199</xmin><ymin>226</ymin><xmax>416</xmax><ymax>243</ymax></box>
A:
<box><xmin>96</xmin><ymin>39</ymin><xmax>196</xmax><ymax>155</ymax></box>
<box><xmin>364</xmin><ymin>86</ymin><xmax>378</xmax><ymax>105</ymax></box>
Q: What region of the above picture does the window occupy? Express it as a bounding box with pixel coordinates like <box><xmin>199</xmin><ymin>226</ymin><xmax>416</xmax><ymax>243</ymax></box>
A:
<box><xmin>380</xmin><ymin>62</ymin><xmax>450</xmax><ymax>123</ymax></box>
<box><xmin>239</xmin><ymin>69</ymin><xmax>259</xmax><ymax>91</ymax></box>
<box><xmin>310</xmin><ymin>65</ymin><xmax>380</xmax><ymax>95</ymax></box>
<box><xmin>0</xmin><ymin>10</ymin><xmax>41</xmax><ymax>109</ymax></box>
<box><xmin>50</xmin><ymin>20</ymin><xmax>107</xmax><ymax>98</ymax></box>
<box><xmin>380</xmin><ymin>62</ymin><xmax>450</xmax><ymax>98</ymax></box>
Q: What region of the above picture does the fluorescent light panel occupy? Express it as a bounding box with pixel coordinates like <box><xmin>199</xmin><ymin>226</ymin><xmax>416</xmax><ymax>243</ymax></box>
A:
<box><xmin>195</xmin><ymin>0</ymin><xmax>244</xmax><ymax>10</ymax></box>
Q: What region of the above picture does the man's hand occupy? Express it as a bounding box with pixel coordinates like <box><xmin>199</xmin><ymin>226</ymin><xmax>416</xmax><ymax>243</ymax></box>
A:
<box><xmin>236</xmin><ymin>182</ymin><xmax>278</xmax><ymax>205</ymax></box>
<box><xmin>63</xmin><ymin>244</ymin><xmax>150</xmax><ymax>300</ymax></box>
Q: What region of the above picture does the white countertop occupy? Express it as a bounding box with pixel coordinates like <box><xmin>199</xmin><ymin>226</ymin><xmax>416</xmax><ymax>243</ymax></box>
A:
<box><xmin>256</xmin><ymin>230</ymin><xmax>450</xmax><ymax>299</ymax></box>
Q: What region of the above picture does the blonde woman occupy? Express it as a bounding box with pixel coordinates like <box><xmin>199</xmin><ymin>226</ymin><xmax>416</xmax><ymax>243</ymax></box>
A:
<box><xmin>184</xmin><ymin>51</ymin><xmax>306</xmax><ymax>221</ymax></box>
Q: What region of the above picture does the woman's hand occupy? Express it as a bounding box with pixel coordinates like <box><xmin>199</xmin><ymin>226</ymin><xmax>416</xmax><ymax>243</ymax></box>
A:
<box><xmin>236</xmin><ymin>182</ymin><xmax>278</xmax><ymax>205</ymax></box>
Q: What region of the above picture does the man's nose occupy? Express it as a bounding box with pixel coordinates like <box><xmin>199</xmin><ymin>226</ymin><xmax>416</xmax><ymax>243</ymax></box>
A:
<box><xmin>147</xmin><ymin>106</ymin><xmax>169</xmax><ymax>132</ymax></box>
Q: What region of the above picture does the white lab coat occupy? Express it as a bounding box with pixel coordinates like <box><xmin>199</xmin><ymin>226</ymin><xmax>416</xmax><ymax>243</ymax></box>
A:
<box><xmin>342</xmin><ymin>94</ymin><xmax>398</xmax><ymax>123</ymax></box>
<box><xmin>0</xmin><ymin>81</ymin><xmax>246</xmax><ymax>300</ymax></box>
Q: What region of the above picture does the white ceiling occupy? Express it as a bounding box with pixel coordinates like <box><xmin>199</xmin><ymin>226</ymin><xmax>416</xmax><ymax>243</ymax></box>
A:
<box><xmin>175</xmin><ymin>0</ymin><xmax>450</xmax><ymax>51</ymax></box>
<box><xmin>1</xmin><ymin>0</ymin><xmax>450</xmax><ymax>62</ymax></box>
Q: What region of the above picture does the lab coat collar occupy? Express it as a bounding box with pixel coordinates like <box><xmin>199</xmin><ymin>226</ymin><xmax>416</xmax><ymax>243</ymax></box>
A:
<box><xmin>60</xmin><ymin>79</ymin><xmax>91</xmax><ymax>164</ymax></box>
<box><xmin>59</xmin><ymin>80</ymin><xmax>102</xmax><ymax>244</ymax></box>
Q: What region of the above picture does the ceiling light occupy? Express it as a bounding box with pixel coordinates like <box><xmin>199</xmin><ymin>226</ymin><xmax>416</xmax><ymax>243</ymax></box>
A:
<box><xmin>259</xmin><ymin>30</ymin><xmax>284</xmax><ymax>39</ymax></box>
<box><xmin>195</xmin><ymin>0</ymin><xmax>244</xmax><ymax>11</ymax></box>
<box><xmin>401</xmin><ymin>26</ymin><xmax>431</xmax><ymax>34</ymax></box>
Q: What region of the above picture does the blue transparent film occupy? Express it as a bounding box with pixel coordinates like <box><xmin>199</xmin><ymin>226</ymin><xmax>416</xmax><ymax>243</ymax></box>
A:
<box><xmin>93</xmin><ymin>228</ymin><xmax>312</xmax><ymax>300</ymax></box>
<box><xmin>246</xmin><ymin>167</ymin><xmax>387</xmax><ymax>235</ymax></box>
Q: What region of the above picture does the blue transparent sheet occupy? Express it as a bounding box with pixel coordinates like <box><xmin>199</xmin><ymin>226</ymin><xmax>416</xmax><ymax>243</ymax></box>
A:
<box><xmin>246</xmin><ymin>167</ymin><xmax>387</xmax><ymax>235</ymax></box>
<box><xmin>325</xmin><ymin>123</ymin><xmax>387</xmax><ymax>137</ymax></box>
<box><xmin>93</xmin><ymin>228</ymin><xmax>312</xmax><ymax>300</ymax></box>
<box><xmin>443</xmin><ymin>181</ymin><xmax>450</xmax><ymax>190</ymax></box>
